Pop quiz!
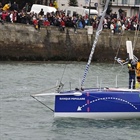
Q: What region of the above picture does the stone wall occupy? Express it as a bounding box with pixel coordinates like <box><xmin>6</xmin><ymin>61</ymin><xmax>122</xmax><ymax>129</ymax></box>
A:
<box><xmin>0</xmin><ymin>23</ymin><xmax>139</xmax><ymax>62</ymax></box>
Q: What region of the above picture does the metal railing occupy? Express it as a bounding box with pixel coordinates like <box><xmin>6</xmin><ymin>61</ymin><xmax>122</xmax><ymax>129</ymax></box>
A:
<box><xmin>110</xmin><ymin>0</ymin><xmax>140</xmax><ymax>7</ymax></box>
<box><xmin>58</xmin><ymin>75</ymin><xmax>129</xmax><ymax>91</ymax></box>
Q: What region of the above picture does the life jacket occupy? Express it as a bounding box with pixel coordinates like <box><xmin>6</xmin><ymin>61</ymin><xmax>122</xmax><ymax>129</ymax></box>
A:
<box><xmin>136</xmin><ymin>62</ymin><xmax>140</xmax><ymax>77</ymax></box>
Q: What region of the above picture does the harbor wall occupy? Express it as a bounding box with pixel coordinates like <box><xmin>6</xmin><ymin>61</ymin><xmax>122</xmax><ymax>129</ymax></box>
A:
<box><xmin>0</xmin><ymin>23</ymin><xmax>140</xmax><ymax>62</ymax></box>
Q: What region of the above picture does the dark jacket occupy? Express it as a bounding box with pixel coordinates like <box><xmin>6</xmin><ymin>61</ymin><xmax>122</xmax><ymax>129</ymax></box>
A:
<box><xmin>128</xmin><ymin>62</ymin><xmax>135</xmax><ymax>75</ymax></box>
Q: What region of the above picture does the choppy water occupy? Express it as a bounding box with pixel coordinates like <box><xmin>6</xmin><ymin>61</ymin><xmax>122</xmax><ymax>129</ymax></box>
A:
<box><xmin>0</xmin><ymin>61</ymin><xmax>140</xmax><ymax>140</ymax></box>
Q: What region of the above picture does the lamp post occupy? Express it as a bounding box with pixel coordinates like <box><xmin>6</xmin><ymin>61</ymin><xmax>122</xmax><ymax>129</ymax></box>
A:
<box><xmin>88</xmin><ymin>0</ymin><xmax>91</xmax><ymax>25</ymax></box>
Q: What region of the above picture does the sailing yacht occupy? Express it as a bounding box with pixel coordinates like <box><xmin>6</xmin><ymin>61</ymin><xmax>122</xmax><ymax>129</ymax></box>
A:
<box><xmin>31</xmin><ymin>0</ymin><xmax>140</xmax><ymax>119</ymax></box>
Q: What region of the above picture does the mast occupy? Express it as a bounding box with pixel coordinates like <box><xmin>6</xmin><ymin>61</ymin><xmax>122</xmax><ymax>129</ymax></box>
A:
<box><xmin>81</xmin><ymin>0</ymin><xmax>110</xmax><ymax>87</ymax></box>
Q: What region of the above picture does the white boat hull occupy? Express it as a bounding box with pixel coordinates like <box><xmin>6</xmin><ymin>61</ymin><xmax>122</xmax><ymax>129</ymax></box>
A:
<box><xmin>54</xmin><ymin>112</ymin><xmax>140</xmax><ymax>120</ymax></box>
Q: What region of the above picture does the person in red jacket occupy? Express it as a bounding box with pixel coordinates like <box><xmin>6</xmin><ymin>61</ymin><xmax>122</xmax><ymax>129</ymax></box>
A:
<box><xmin>1</xmin><ymin>11</ymin><xmax>8</xmax><ymax>21</ymax></box>
<box><xmin>32</xmin><ymin>17</ymin><xmax>38</xmax><ymax>30</ymax></box>
<box><xmin>60</xmin><ymin>19</ymin><xmax>65</xmax><ymax>31</ymax></box>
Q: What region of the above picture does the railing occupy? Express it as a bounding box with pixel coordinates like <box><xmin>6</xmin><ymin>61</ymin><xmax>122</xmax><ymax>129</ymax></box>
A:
<box><xmin>47</xmin><ymin>74</ymin><xmax>139</xmax><ymax>93</ymax></box>
<box><xmin>111</xmin><ymin>0</ymin><xmax>140</xmax><ymax>7</ymax></box>
<box><xmin>58</xmin><ymin>75</ymin><xmax>130</xmax><ymax>91</ymax></box>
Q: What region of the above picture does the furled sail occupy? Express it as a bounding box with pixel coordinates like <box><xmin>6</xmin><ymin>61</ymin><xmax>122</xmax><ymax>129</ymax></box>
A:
<box><xmin>81</xmin><ymin>0</ymin><xmax>110</xmax><ymax>87</ymax></box>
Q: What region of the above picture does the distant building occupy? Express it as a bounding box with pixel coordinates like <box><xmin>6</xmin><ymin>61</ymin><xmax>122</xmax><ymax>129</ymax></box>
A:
<box><xmin>56</xmin><ymin>0</ymin><xmax>140</xmax><ymax>17</ymax></box>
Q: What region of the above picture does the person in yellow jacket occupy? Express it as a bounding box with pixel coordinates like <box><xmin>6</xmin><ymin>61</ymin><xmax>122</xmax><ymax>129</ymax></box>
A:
<box><xmin>135</xmin><ymin>60</ymin><xmax>140</xmax><ymax>89</ymax></box>
<box><xmin>136</xmin><ymin>60</ymin><xmax>140</xmax><ymax>83</ymax></box>
<box><xmin>53</xmin><ymin>0</ymin><xmax>58</xmax><ymax>9</ymax></box>
<box><xmin>2</xmin><ymin>3</ymin><xmax>11</xmax><ymax>11</ymax></box>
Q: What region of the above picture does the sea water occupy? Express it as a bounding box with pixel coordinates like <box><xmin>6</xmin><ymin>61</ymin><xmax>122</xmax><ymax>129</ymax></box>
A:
<box><xmin>0</xmin><ymin>61</ymin><xmax>140</xmax><ymax>140</ymax></box>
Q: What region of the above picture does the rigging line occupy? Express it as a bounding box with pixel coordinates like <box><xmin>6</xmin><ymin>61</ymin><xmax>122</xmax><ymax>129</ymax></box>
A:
<box><xmin>55</xmin><ymin>56</ymin><xmax>68</xmax><ymax>89</ymax></box>
<box><xmin>31</xmin><ymin>85</ymin><xmax>60</xmax><ymax>97</ymax></box>
<box><xmin>81</xmin><ymin>0</ymin><xmax>110</xmax><ymax>87</ymax></box>
<box><xmin>116</xmin><ymin>31</ymin><xmax>124</xmax><ymax>57</ymax></box>
<box><xmin>113</xmin><ymin>29</ymin><xmax>124</xmax><ymax>67</ymax></box>
<box><xmin>116</xmin><ymin>64</ymin><xmax>124</xmax><ymax>78</ymax></box>
<box><xmin>56</xmin><ymin>48</ymin><xmax>75</xmax><ymax>92</ymax></box>
<box><xmin>57</xmin><ymin>29</ymin><xmax>74</xmax><ymax>87</ymax></box>
<box><xmin>60</xmin><ymin>64</ymin><xmax>67</xmax><ymax>83</ymax></box>
<box><xmin>112</xmin><ymin>32</ymin><xmax>123</xmax><ymax>68</ymax></box>
<box><xmin>31</xmin><ymin>95</ymin><xmax>54</xmax><ymax>112</ymax></box>
<box><xmin>40</xmin><ymin>85</ymin><xmax>59</xmax><ymax>93</ymax></box>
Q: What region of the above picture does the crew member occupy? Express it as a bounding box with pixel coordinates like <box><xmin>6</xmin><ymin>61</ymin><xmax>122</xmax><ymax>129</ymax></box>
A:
<box><xmin>128</xmin><ymin>60</ymin><xmax>136</xmax><ymax>89</ymax></box>
<box><xmin>136</xmin><ymin>60</ymin><xmax>140</xmax><ymax>83</ymax></box>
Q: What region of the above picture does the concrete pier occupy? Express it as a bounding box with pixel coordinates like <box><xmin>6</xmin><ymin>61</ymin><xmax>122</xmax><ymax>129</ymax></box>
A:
<box><xmin>0</xmin><ymin>23</ymin><xmax>139</xmax><ymax>62</ymax></box>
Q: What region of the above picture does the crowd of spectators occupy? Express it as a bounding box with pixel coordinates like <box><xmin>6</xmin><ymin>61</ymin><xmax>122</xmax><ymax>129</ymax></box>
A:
<box><xmin>0</xmin><ymin>1</ymin><xmax>139</xmax><ymax>34</ymax></box>
<box><xmin>103</xmin><ymin>9</ymin><xmax>140</xmax><ymax>34</ymax></box>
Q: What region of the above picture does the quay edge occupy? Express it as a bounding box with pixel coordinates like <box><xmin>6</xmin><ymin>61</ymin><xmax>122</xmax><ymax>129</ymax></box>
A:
<box><xmin>0</xmin><ymin>23</ymin><xmax>139</xmax><ymax>61</ymax></box>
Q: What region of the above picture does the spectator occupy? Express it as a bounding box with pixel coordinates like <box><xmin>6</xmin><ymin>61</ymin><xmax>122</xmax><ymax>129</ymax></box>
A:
<box><xmin>77</xmin><ymin>18</ymin><xmax>83</xmax><ymax>29</ymax></box>
<box><xmin>81</xmin><ymin>17</ymin><xmax>85</xmax><ymax>28</ymax></box>
<box><xmin>39</xmin><ymin>9</ymin><xmax>44</xmax><ymax>17</ymax></box>
<box><xmin>9</xmin><ymin>11</ymin><xmax>13</xmax><ymax>23</ymax></box>
<box><xmin>53</xmin><ymin>0</ymin><xmax>58</xmax><ymax>10</ymax></box>
<box><xmin>1</xmin><ymin>11</ymin><xmax>8</xmax><ymax>21</ymax></box>
<box><xmin>0</xmin><ymin>11</ymin><xmax>4</xmax><ymax>24</ymax></box>
<box><xmin>3</xmin><ymin>3</ymin><xmax>11</xmax><ymax>11</ymax></box>
<box><xmin>11</xmin><ymin>2</ymin><xmax>18</xmax><ymax>11</ymax></box>
<box><xmin>38</xmin><ymin>18</ymin><xmax>42</xmax><ymax>30</ymax></box>
<box><xmin>118</xmin><ymin>8</ymin><xmax>123</xmax><ymax>18</ymax></box>
<box><xmin>43</xmin><ymin>16</ymin><xmax>50</xmax><ymax>26</ymax></box>
<box><xmin>13</xmin><ymin>10</ymin><xmax>17</xmax><ymax>23</ymax></box>
<box><xmin>107</xmin><ymin>18</ymin><xmax>111</xmax><ymax>29</ymax></box>
<box><xmin>0</xmin><ymin>2</ymin><xmax>3</xmax><ymax>10</ymax></box>
<box><xmin>24</xmin><ymin>3</ymin><xmax>30</xmax><ymax>13</ymax></box>
<box><xmin>72</xmin><ymin>16</ymin><xmax>77</xmax><ymax>33</ymax></box>
<box><xmin>117</xmin><ymin>19</ymin><xmax>122</xmax><ymax>33</ymax></box>
<box><xmin>32</xmin><ymin>16</ymin><xmax>38</xmax><ymax>29</ymax></box>
<box><xmin>0</xmin><ymin>3</ymin><xmax>139</xmax><ymax>35</ymax></box>
<box><xmin>122</xmin><ymin>23</ymin><xmax>126</xmax><ymax>32</ymax></box>
<box><xmin>49</xmin><ymin>1</ymin><xmax>54</xmax><ymax>7</ymax></box>
<box><xmin>110</xmin><ymin>22</ymin><xmax>115</xmax><ymax>34</ymax></box>
<box><xmin>103</xmin><ymin>18</ymin><xmax>108</xmax><ymax>29</ymax></box>
<box><xmin>133</xmin><ymin>22</ymin><xmax>137</xmax><ymax>30</ymax></box>
<box><xmin>60</xmin><ymin>19</ymin><xmax>65</xmax><ymax>31</ymax></box>
<box><xmin>113</xmin><ymin>12</ymin><xmax>117</xmax><ymax>19</ymax></box>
